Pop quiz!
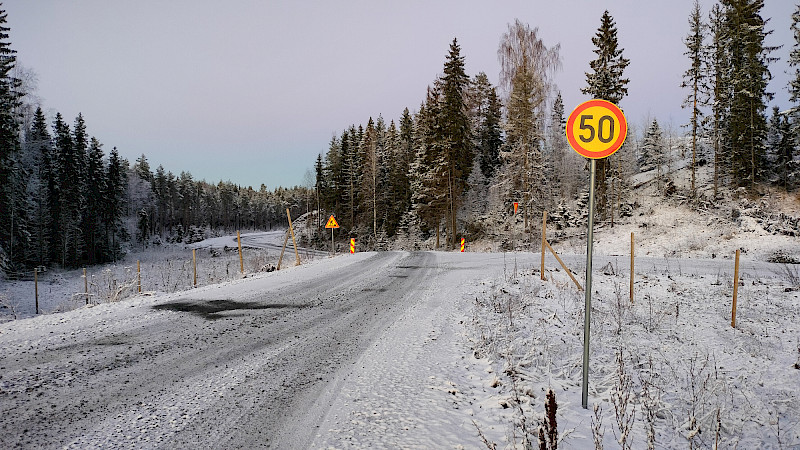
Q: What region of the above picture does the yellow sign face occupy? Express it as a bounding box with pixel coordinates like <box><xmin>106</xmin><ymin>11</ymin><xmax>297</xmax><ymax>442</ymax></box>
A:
<box><xmin>566</xmin><ymin>99</ymin><xmax>627</xmax><ymax>159</ymax></box>
<box><xmin>325</xmin><ymin>215</ymin><xmax>339</xmax><ymax>229</ymax></box>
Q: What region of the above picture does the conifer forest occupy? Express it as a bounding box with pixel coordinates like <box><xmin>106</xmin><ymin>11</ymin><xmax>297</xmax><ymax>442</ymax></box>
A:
<box><xmin>1</xmin><ymin>0</ymin><xmax>798</xmax><ymax>274</ymax></box>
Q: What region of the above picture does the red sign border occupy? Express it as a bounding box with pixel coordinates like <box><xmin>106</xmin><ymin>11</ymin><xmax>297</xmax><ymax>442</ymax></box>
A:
<box><xmin>566</xmin><ymin>99</ymin><xmax>627</xmax><ymax>159</ymax></box>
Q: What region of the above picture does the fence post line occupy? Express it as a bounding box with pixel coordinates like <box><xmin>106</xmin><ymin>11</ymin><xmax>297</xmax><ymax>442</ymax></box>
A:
<box><xmin>34</xmin><ymin>268</ymin><xmax>39</xmax><ymax>315</ymax></box>
<box><xmin>137</xmin><ymin>260</ymin><xmax>141</xmax><ymax>293</ymax></box>
<box><xmin>541</xmin><ymin>211</ymin><xmax>547</xmax><ymax>281</ymax></box>
<box><xmin>237</xmin><ymin>231</ymin><xmax>244</xmax><ymax>274</ymax></box>
<box><xmin>731</xmin><ymin>249</ymin><xmax>740</xmax><ymax>328</ymax></box>
<box><xmin>193</xmin><ymin>249</ymin><xmax>197</xmax><ymax>287</ymax></box>
<box><xmin>630</xmin><ymin>232</ymin><xmax>634</xmax><ymax>303</ymax></box>
<box><xmin>84</xmin><ymin>268</ymin><xmax>88</xmax><ymax>305</ymax></box>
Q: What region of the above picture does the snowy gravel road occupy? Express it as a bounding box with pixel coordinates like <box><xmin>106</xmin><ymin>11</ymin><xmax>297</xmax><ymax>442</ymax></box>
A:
<box><xmin>0</xmin><ymin>251</ymin><xmax>476</xmax><ymax>449</ymax></box>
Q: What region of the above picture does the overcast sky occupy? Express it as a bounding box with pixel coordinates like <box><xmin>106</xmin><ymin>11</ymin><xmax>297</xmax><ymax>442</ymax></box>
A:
<box><xmin>5</xmin><ymin>0</ymin><xmax>795</xmax><ymax>189</ymax></box>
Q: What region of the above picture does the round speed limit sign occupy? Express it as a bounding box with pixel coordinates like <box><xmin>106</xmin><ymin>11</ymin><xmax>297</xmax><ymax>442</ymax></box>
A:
<box><xmin>566</xmin><ymin>99</ymin><xmax>627</xmax><ymax>159</ymax></box>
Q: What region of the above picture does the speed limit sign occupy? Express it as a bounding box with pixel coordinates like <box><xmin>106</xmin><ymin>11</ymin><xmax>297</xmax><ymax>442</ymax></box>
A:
<box><xmin>566</xmin><ymin>99</ymin><xmax>627</xmax><ymax>159</ymax></box>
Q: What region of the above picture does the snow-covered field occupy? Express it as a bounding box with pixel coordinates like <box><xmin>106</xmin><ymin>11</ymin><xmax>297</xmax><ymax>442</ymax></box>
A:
<box><xmin>0</xmin><ymin>230</ymin><xmax>318</xmax><ymax>321</ymax></box>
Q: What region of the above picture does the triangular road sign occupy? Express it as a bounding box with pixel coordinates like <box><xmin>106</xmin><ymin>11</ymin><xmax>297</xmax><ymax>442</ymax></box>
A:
<box><xmin>325</xmin><ymin>215</ymin><xmax>340</xmax><ymax>229</ymax></box>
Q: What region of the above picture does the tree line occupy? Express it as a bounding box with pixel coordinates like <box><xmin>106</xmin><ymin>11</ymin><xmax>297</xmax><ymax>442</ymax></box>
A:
<box><xmin>0</xmin><ymin>5</ymin><xmax>311</xmax><ymax>273</ymax></box>
<box><xmin>313</xmin><ymin>1</ymin><xmax>799</xmax><ymax>250</ymax></box>
<box><xmin>2</xmin><ymin>1</ymin><xmax>798</xmax><ymax>270</ymax></box>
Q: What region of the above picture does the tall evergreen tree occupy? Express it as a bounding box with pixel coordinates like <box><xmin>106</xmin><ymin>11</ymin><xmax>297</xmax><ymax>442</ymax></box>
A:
<box><xmin>721</xmin><ymin>0</ymin><xmax>776</xmax><ymax>188</ymax></box>
<box><xmin>83</xmin><ymin>137</ymin><xmax>106</xmax><ymax>264</ymax></box>
<box><xmin>104</xmin><ymin>147</ymin><xmax>126</xmax><ymax>258</ymax></box>
<box><xmin>470</xmin><ymin>73</ymin><xmax>504</xmax><ymax>180</ymax></box>
<box><xmin>708</xmin><ymin>3</ymin><xmax>731</xmax><ymax>196</ymax></box>
<box><xmin>682</xmin><ymin>0</ymin><xmax>708</xmax><ymax>193</ymax></box>
<box><xmin>411</xmin><ymin>91</ymin><xmax>449</xmax><ymax>247</ymax></box>
<box><xmin>53</xmin><ymin>113</ymin><xmax>82</xmax><ymax>266</ymax></box>
<box><xmin>582</xmin><ymin>10</ymin><xmax>630</xmax><ymax>221</ymax></box>
<box><xmin>438</xmin><ymin>38</ymin><xmax>473</xmax><ymax>249</ymax></box>
<box><xmin>25</xmin><ymin>107</ymin><xmax>52</xmax><ymax>266</ymax></box>
<box><xmin>0</xmin><ymin>5</ymin><xmax>24</xmax><ymax>272</ymax></box>
<box><xmin>789</xmin><ymin>4</ymin><xmax>800</xmax><ymax>142</ymax></box>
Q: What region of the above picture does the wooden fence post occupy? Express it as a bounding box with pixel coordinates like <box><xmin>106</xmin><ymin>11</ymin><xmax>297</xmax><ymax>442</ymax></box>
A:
<box><xmin>137</xmin><ymin>260</ymin><xmax>141</xmax><ymax>293</ymax></box>
<box><xmin>541</xmin><ymin>211</ymin><xmax>547</xmax><ymax>281</ymax></box>
<box><xmin>732</xmin><ymin>249</ymin><xmax>740</xmax><ymax>328</ymax></box>
<box><xmin>286</xmin><ymin>209</ymin><xmax>300</xmax><ymax>266</ymax></box>
<box><xmin>277</xmin><ymin>231</ymin><xmax>289</xmax><ymax>270</ymax></box>
<box><xmin>237</xmin><ymin>231</ymin><xmax>244</xmax><ymax>274</ymax></box>
<box><xmin>34</xmin><ymin>268</ymin><xmax>39</xmax><ymax>315</ymax></box>
<box><xmin>630</xmin><ymin>232</ymin><xmax>634</xmax><ymax>303</ymax></box>
<box><xmin>193</xmin><ymin>249</ymin><xmax>197</xmax><ymax>287</ymax></box>
<box><xmin>84</xmin><ymin>268</ymin><xmax>88</xmax><ymax>305</ymax></box>
<box><xmin>544</xmin><ymin>240</ymin><xmax>583</xmax><ymax>291</ymax></box>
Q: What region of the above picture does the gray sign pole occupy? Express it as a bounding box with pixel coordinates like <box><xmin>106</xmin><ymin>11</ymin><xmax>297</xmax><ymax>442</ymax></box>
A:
<box><xmin>581</xmin><ymin>158</ymin><xmax>596</xmax><ymax>410</ymax></box>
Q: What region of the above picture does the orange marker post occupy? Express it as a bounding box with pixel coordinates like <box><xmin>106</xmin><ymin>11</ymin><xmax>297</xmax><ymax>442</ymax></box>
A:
<box><xmin>350</xmin><ymin>238</ymin><xmax>355</xmax><ymax>254</ymax></box>
<box><xmin>460</xmin><ymin>238</ymin><xmax>465</xmax><ymax>253</ymax></box>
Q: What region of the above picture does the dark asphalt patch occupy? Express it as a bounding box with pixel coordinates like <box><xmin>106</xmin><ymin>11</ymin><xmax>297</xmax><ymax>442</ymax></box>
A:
<box><xmin>153</xmin><ymin>299</ymin><xmax>307</xmax><ymax>320</ymax></box>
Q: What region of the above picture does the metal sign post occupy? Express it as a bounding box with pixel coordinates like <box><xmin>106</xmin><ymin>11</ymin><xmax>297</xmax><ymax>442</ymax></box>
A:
<box><xmin>325</xmin><ymin>215</ymin><xmax>340</xmax><ymax>255</ymax></box>
<box><xmin>565</xmin><ymin>99</ymin><xmax>627</xmax><ymax>410</ymax></box>
<box><xmin>582</xmin><ymin>158</ymin><xmax>596</xmax><ymax>410</ymax></box>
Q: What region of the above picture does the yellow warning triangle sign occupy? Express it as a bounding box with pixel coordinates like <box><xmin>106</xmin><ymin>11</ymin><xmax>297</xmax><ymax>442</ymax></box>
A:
<box><xmin>325</xmin><ymin>215</ymin><xmax>340</xmax><ymax>229</ymax></box>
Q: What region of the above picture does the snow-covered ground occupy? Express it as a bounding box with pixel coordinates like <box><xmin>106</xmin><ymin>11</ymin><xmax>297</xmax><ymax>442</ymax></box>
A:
<box><xmin>0</xmin><ymin>230</ymin><xmax>318</xmax><ymax>321</ymax></box>
<box><xmin>1</xmin><ymin>170</ymin><xmax>799</xmax><ymax>447</ymax></box>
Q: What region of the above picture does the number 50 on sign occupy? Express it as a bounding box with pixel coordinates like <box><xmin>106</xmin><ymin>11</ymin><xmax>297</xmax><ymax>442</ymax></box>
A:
<box><xmin>566</xmin><ymin>99</ymin><xmax>627</xmax><ymax>159</ymax></box>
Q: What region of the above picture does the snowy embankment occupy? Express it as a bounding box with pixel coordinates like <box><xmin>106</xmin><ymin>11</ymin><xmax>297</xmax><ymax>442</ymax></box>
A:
<box><xmin>465</xmin><ymin>252</ymin><xmax>799</xmax><ymax>448</ymax></box>
<box><xmin>0</xmin><ymin>230</ymin><xmax>316</xmax><ymax>321</ymax></box>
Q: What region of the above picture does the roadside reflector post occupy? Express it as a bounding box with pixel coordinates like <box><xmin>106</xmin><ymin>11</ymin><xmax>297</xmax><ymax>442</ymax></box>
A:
<box><xmin>193</xmin><ymin>249</ymin><xmax>197</xmax><ymax>287</ymax></box>
<box><xmin>460</xmin><ymin>238</ymin><xmax>465</xmax><ymax>253</ymax></box>
<box><xmin>630</xmin><ymin>232</ymin><xmax>634</xmax><ymax>303</ymax></box>
<box><xmin>237</xmin><ymin>231</ymin><xmax>244</xmax><ymax>274</ymax></box>
<box><xmin>541</xmin><ymin>211</ymin><xmax>547</xmax><ymax>281</ymax></box>
<box><xmin>732</xmin><ymin>249</ymin><xmax>740</xmax><ymax>328</ymax></box>
<box><xmin>350</xmin><ymin>238</ymin><xmax>355</xmax><ymax>254</ymax></box>
<box><xmin>34</xmin><ymin>268</ymin><xmax>39</xmax><ymax>315</ymax></box>
<box><xmin>137</xmin><ymin>260</ymin><xmax>142</xmax><ymax>293</ymax></box>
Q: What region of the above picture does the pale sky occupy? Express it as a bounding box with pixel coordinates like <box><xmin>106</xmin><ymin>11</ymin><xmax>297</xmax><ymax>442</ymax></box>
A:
<box><xmin>5</xmin><ymin>0</ymin><xmax>795</xmax><ymax>189</ymax></box>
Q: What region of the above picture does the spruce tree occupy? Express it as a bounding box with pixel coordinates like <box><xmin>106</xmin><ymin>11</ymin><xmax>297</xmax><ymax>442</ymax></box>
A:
<box><xmin>411</xmin><ymin>90</ymin><xmax>449</xmax><ymax>247</ymax></box>
<box><xmin>26</xmin><ymin>107</ymin><xmax>52</xmax><ymax>266</ymax></box>
<box><xmin>104</xmin><ymin>147</ymin><xmax>126</xmax><ymax>258</ymax></box>
<box><xmin>708</xmin><ymin>4</ymin><xmax>731</xmax><ymax>196</ymax></box>
<box><xmin>84</xmin><ymin>137</ymin><xmax>106</xmax><ymax>264</ymax></box>
<box><xmin>722</xmin><ymin>0</ymin><xmax>776</xmax><ymax>188</ymax></box>
<box><xmin>439</xmin><ymin>38</ymin><xmax>472</xmax><ymax>249</ymax></box>
<box><xmin>789</xmin><ymin>4</ymin><xmax>800</xmax><ymax>142</ymax></box>
<box><xmin>639</xmin><ymin>119</ymin><xmax>666</xmax><ymax>185</ymax></box>
<box><xmin>0</xmin><ymin>4</ymin><xmax>24</xmax><ymax>272</ymax></box>
<box><xmin>582</xmin><ymin>10</ymin><xmax>630</xmax><ymax>221</ymax></box>
<box><xmin>682</xmin><ymin>0</ymin><xmax>708</xmax><ymax>193</ymax></box>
